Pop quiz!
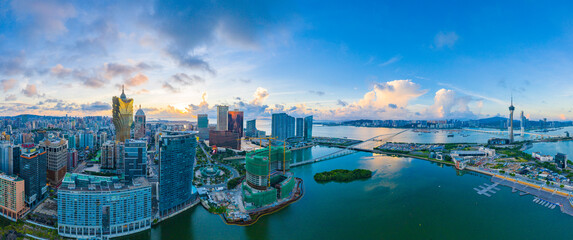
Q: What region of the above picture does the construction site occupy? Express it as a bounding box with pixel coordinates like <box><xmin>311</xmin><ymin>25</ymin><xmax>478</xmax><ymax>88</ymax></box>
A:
<box><xmin>202</xmin><ymin>145</ymin><xmax>303</xmax><ymax>226</ymax></box>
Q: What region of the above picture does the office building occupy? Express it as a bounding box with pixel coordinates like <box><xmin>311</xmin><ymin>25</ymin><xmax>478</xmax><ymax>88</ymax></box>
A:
<box><xmin>113</xmin><ymin>85</ymin><xmax>134</xmax><ymax>142</ymax></box>
<box><xmin>216</xmin><ymin>105</ymin><xmax>229</xmax><ymax>131</ymax></box>
<box><xmin>246</xmin><ymin>119</ymin><xmax>257</xmax><ymax>138</ymax></box>
<box><xmin>272</xmin><ymin>113</ymin><xmax>295</xmax><ymax>141</ymax></box>
<box><xmin>19</xmin><ymin>144</ymin><xmax>47</xmax><ymax>206</ymax></box>
<box><xmin>67</xmin><ymin>149</ymin><xmax>78</xmax><ymax>171</ymax></box>
<box><xmin>124</xmin><ymin>139</ymin><xmax>147</xmax><ymax>181</ymax></box>
<box><xmin>0</xmin><ymin>141</ymin><xmax>14</xmax><ymax>174</ymax></box>
<box><xmin>158</xmin><ymin>131</ymin><xmax>197</xmax><ymax>217</ymax></box>
<box><xmin>228</xmin><ymin>110</ymin><xmax>244</xmax><ymax>138</ymax></box>
<box><xmin>39</xmin><ymin>138</ymin><xmax>68</xmax><ymax>186</ymax></box>
<box><xmin>197</xmin><ymin>114</ymin><xmax>209</xmax><ymax>140</ymax></box>
<box><xmin>57</xmin><ymin>173</ymin><xmax>152</xmax><ymax>239</ymax></box>
<box><xmin>304</xmin><ymin>115</ymin><xmax>313</xmax><ymax>141</ymax></box>
<box><xmin>209</xmin><ymin>130</ymin><xmax>240</xmax><ymax>150</ymax></box>
<box><xmin>134</xmin><ymin>106</ymin><xmax>146</xmax><ymax>139</ymax></box>
<box><xmin>296</xmin><ymin>118</ymin><xmax>304</xmax><ymax>138</ymax></box>
<box><xmin>0</xmin><ymin>173</ymin><xmax>27</xmax><ymax>220</ymax></box>
<box><xmin>555</xmin><ymin>153</ymin><xmax>567</xmax><ymax>169</ymax></box>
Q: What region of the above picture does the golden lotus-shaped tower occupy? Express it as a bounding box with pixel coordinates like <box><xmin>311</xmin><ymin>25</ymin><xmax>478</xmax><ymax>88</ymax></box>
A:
<box><xmin>112</xmin><ymin>85</ymin><xmax>133</xmax><ymax>142</ymax></box>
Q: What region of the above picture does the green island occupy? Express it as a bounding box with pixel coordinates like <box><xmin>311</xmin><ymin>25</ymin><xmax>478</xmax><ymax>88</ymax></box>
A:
<box><xmin>314</xmin><ymin>169</ymin><xmax>373</xmax><ymax>183</ymax></box>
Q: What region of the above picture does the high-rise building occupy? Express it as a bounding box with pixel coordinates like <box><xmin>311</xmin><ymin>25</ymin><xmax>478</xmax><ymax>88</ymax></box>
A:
<box><xmin>101</xmin><ymin>141</ymin><xmax>117</xmax><ymax>169</ymax></box>
<box><xmin>209</xmin><ymin>130</ymin><xmax>240</xmax><ymax>150</ymax></box>
<box><xmin>65</xmin><ymin>133</ymin><xmax>76</xmax><ymax>149</ymax></box>
<box><xmin>228</xmin><ymin>109</ymin><xmax>244</xmax><ymax>137</ymax></box>
<box><xmin>246</xmin><ymin>119</ymin><xmax>257</xmax><ymax>138</ymax></box>
<box><xmin>0</xmin><ymin>141</ymin><xmax>14</xmax><ymax>174</ymax></box>
<box><xmin>11</xmin><ymin>145</ymin><xmax>20</xmax><ymax>175</ymax></box>
<box><xmin>296</xmin><ymin>118</ymin><xmax>304</xmax><ymax>138</ymax></box>
<box><xmin>58</xmin><ymin>173</ymin><xmax>152</xmax><ymax>239</ymax></box>
<box><xmin>216</xmin><ymin>105</ymin><xmax>229</xmax><ymax>131</ymax></box>
<box><xmin>67</xmin><ymin>149</ymin><xmax>78</xmax><ymax>171</ymax></box>
<box><xmin>304</xmin><ymin>116</ymin><xmax>313</xmax><ymax>141</ymax></box>
<box><xmin>197</xmin><ymin>114</ymin><xmax>209</xmax><ymax>140</ymax></box>
<box><xmin>0</xmin><ymin>173</ymin><xmax>27</xmax><ymax>220</ymax></box>
<box><xmin>19</xmin><ymin>144</ymin><xmax>47</xmax><ymax>206</ymax></box>
<box><xmin>555</xmin><ymin>153</ymin><xmax>567</xmax><ymax>169</ymax></box>
<box><xmin>124</xmin><ymin>139</ymin><xmax>147</xmax><ymax>181</ymax></box>
<box><xmin>198</xmin><ymin>114</ymin><xmax>208</xmax><ymax>128</ymax></box>
<box><xmin>134</xmin><ymin>106</ymin><xmax>146</xmax><ymax>140</ymax></box>
<box><xmin>272</xmin><ymin>113</ymin><xmax>296</xmax><ymax>141</ymax></box>
<box><xmin>101</xmin><ymin>141</ymin><xmax>124</xmax><ymax>171</ymax></box>
<box><xmin>158</xmin><ymin>131</ymin><xmax>197</xmax><ymax>217</ymax></box>
<box><xmin>508</xmin><ymin>97</ymin><xmax>515</xmax><ymax>143</ymax></box>
<box><xmin>39</xmin><ymin>138</ymin><xmax>68</xmax><ymax>186</ymax></box>
<box><xmin>113</xmin><ymin>85</ymin><xmax>134</xmax><ymax>142</ymax></box>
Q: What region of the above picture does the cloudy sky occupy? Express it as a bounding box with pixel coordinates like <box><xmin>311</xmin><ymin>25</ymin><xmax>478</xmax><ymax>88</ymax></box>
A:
<box><xmin>2</xmin><ymin>0</ymin><xmax>573</xmax><ymax>121</ymax></box>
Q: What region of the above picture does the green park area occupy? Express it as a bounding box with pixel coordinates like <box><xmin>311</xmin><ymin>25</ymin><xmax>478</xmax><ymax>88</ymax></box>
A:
<box><xmin>314</xmin><ymin>169</ymin><xmax>373</xmax><ymax>183</ymax></box>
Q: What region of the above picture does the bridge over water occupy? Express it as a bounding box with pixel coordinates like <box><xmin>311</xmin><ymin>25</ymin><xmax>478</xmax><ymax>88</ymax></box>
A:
<box><xmin>291</xmin><ymin>130</ymin><xmax>409</xmax><ymax>168</ymax></box>
<box><xmin>463</xmin><ymin>128</ymin><xmax>560</xmax><ymax>139</ymax></box>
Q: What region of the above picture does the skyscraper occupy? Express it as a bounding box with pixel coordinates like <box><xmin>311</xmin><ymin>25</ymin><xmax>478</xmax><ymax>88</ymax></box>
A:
<box><xmin>508</xmin><ymin>97</ymin><xmax>515</xmax><ymax>143</ymax></box>
<box><xmin>101</xmin><ymin>141</ymin><xmax>117</xmax><ymax>169</ymax></box>
<box><xmin>0</xmin><ymin>141</ymin><xmax>14</xmax><ymax>174</ymax></box>
<box><xmin>124</xmin><ymin>139</ymin><xmax>147</xmax><ymax>181</ymax></box>
<box><xmin>304</xmin><ymin>115</ymin><xmax>313</xmax><ymax>141</ymax></box>
<box><xmin>272</xmin><ymin>113</ymin><xmax>296</xmax><ymax>141</ymax></box>
<box><xmin>246</xmin><ymin>119</ymin><xmax>257</xmax><ymax>138</ymax></box>
<box><xmin>158</xmin><ymin>131</ymin><xmax>197</xmax><ymax>217</ymax></box>
<box><xmin>19</xmin><ymin>144</ymin><xmax>47</xmax><ymax>206</ymax></box>
<box><xmin>228</xmin><ymin>110</ymin><xmax>244</xmax><ymax>137</ymax></box>
<box><xmin>296</xmin><ymin>118</ymin><xmax>304</xmax><ymax>138</ymax></box>
<box><xmin>134</xmin><ymin>106</ymin><xmax>146</xmax><ymax>139</ymax></box>
<box><xmin>39</xmin><ymin>138</ymin><xmax>68</xmax><ymax>186</ymax></box>
<box><xmin>197</xmin><ymin>114</ymin><xmax>209</xmax><ymax>140</ymax></box>
<box><xmin>112</xmin><ymin>85</ymin><xmax>134</xmax><ymax>142</ymax></box>
<box><xmin>217</xmin><ymin>105</ymin><xmax>229</xmax><ymax>131</ymax></box>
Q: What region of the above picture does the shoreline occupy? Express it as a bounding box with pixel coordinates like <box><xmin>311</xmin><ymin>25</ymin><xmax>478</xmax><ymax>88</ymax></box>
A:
<box><xmin>222</xmin><ymin>178</ymin><xmax>304</xmax><ymax>226</ymax></box>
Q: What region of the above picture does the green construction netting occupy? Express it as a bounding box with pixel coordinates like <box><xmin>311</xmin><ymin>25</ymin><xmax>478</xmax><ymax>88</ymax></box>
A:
<box><xmin>242</xmin><ymin>183</ymin><xmax>277</xmax><ymax>207</ymax></box>
<box><xmin>279</xmin><ymin>177</ymin><xmax>295</xmax><ymax>199</ymax></box>
<box><xmin>246</xmin><ymin>147</ymin><xmax>292</xmax><ymax>176</ymax></box>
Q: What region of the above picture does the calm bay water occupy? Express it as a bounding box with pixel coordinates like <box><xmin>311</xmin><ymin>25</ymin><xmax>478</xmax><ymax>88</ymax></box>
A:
<box><xmin>126</xmin><ymin>125</ymin><xmax>573</xmax><ymax>239</ymax></box>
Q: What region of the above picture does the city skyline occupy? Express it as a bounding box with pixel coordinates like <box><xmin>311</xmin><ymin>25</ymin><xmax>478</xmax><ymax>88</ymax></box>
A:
<box><xmin>2</xmin><ymin>1</ymin><xmax>573</xmax><ymax>121</ymax></box>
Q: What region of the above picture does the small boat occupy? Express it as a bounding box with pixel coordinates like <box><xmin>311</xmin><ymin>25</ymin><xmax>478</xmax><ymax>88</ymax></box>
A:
<box><xmin>447</xmin><ymin>134</ymin><xmax>454</xmax><ymax>137</ymax></box>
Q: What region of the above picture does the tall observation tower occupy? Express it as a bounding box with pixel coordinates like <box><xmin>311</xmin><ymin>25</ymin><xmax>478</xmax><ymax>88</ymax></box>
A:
<box><xmin>508</xmin><ymin>96</ymin><xmax>515</xmax><ymax>143</ymax></box>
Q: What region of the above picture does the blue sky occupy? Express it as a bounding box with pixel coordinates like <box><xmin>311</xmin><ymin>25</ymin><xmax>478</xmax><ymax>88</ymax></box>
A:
<box><xmin>1</xmin><ymin>0</ymin><xmax>573</xmax><ymax>121</ymax></box>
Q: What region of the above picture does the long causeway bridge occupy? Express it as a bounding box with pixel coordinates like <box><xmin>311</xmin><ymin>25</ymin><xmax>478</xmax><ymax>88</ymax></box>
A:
<box><xmin>463</xmin><ymin>128</ymin><xmax>560</xmax><ymax>139</ymax></box>
<box><xmin>291</xmin><ymin>130</ymin><xmax>409</xmax><ymax>168</ymax></box>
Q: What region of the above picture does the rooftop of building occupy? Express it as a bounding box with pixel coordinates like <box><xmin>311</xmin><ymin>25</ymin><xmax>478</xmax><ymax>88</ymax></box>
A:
<box><xmin>60</xmin><ymin>173</ymin><xmax>150</xmax><ymax>192</ymax></box>
<box><xmin>158</xmin><ymin>130</ymin><xmax>198</xmax><ymax>138</ymax></box>
<box><xmin>136</xmin><ymin>106</ymin><xmax>145</xmax><ymax>116</ymax></box>
<box><xmin>0</xmin><ymin>173</ymin><xmax>23</xmax><ymax>182</ymax></box>
<box><xmin>39</xmin><ymin>137</ymin><xmax>67</xmax><ymax>147</ymax></box>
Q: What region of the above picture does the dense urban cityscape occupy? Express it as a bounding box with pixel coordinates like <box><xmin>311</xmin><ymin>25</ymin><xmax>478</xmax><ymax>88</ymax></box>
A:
<box><xmin>4</xmin><ymin>1</ymin><xmax>573</xmax><ymax>239</ymax></box>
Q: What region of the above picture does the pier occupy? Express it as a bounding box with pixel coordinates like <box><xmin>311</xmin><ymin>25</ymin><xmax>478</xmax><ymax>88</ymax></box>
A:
<box><xmin>474</xmin><ymin>182</ymin><xmax>500</xmax><ymax>197</ymax></box>
<box><xmin>492</xmin><ymin>176</ymin><xmax>573</xmax><ymax>216</ymax></box>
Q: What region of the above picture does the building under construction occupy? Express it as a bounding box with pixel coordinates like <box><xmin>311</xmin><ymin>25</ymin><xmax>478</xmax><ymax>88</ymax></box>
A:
<box><xmin>242</xmin><ymin>146</ymin><xmax>297</xmax><ymax>208</ymax></box>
